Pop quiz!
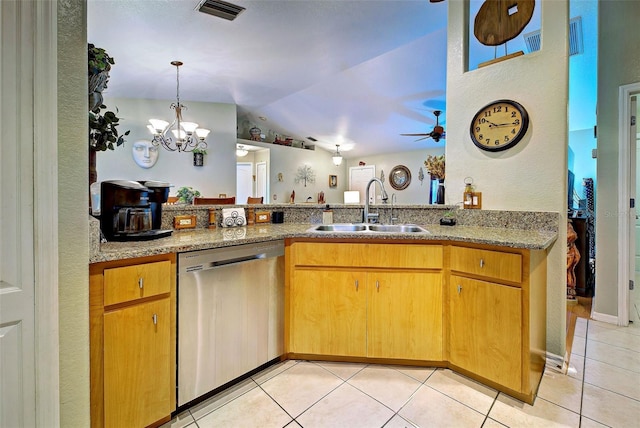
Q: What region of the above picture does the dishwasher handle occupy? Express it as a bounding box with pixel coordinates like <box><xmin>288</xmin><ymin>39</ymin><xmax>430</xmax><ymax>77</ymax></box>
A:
<box><xmin>210</xmin><ymin>252</ymin><xmax>268</xmax><ymax>268</ymax></box>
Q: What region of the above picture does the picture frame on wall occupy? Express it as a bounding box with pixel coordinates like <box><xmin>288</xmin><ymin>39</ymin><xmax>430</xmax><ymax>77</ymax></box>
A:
<box><xmin>329</xmin><ymin>175</ymin><xmax>337</xmax><ymax>188</ymax></box>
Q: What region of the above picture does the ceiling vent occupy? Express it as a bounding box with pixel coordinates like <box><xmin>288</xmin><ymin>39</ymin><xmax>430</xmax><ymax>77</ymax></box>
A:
<box><xmin>198</xmin><ymin>0</ymin><xmax>245</xmax><ymax>21</ymax></box>
<box><xmin>523</xmin><ymin>16</ymin><xmax>584</xmax><ymax>56</ymax></box>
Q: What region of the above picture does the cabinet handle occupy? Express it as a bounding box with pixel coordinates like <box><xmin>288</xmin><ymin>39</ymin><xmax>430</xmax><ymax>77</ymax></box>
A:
<box><xmin>479</xmin><ymin>258</ymin><xmax>485</xmax><ymax>268</ymax></box>
<box><xmin>138</xmin><ymin>277</ymin><xmax>144</xmax><ymax>289</ymax></box>
<box><xmin>376</xmin><ymin>280</ymin><xmax>380</xmax><ymax>291</ymax></box>
<box><xmin>355</xmin><ymin>279</ymin><xmax>359</xmax><ymax>291</ymax></box>
<box><xmin>152</xmin><ymin>314</ymin><xmax>157</xmax><ymax>325</ymax></box>
<box><xmin>457</xmin><ymin>285</ymin><xmax>462</xmax><ymax>294</ymax></box>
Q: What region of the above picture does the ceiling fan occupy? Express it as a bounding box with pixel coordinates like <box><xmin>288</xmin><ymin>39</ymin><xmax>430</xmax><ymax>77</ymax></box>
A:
<box><xmin>401</xmin><ymin>110</ymin><xmax>446</xmax><ymax>142</ymax></box>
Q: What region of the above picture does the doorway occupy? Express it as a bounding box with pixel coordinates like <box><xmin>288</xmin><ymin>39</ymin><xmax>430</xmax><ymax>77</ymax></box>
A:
<box><xmin>236</xmin><ymin>162</ymin><xmax>253</xmax><ymax>204</ymax></box>
<box><xmin>256</xmin><ymin>162</ymin><xmax>267</xmax><ymax>203</ymax></box>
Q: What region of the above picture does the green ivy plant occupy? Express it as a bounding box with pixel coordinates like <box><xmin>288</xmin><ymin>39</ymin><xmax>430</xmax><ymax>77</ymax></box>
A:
<box><xmin>88</xmin><ymin>44</ymin><xmax>129</xmax><ymax>151</ymax></box>
<box><xmin>176</xmin><ymin>186</ymin><xmax>201</xmax><ymax>204</ymax></box>
<box><xmin>192</xmin><ymin>148</ymin><xmax>208</xmax><ymax>155</ymax></box>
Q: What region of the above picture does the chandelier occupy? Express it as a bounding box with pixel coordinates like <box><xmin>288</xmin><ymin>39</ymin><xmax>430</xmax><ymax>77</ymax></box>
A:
<box><xmin>147</xmin><ymin>61</ymin><xmax>210</xmax><ymax>152</ymax></box>
<box><xmin>332</xmin><ymin>144</ymin><xmax>343</xmax><ymax>166</ymax></box>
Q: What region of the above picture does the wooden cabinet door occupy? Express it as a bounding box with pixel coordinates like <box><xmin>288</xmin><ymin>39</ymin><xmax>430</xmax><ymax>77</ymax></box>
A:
<box><xmin>449</xmin><ymin>275</ymin><xmax>522</xmax><ymax>391</ymax></box>
<box><xmin>290</xmin><ymin>269</ymin><xmax>366</xmax><ymax>356</ymax></box>
<box><xmin>104</xmin><ymin>298</ymin><xmax>171</xmax><ymax>428</ymax></box>
<box><xmin>367</xmin><ymin>272</ymin><xmax>442</xmax><ymax>360</ymax></box>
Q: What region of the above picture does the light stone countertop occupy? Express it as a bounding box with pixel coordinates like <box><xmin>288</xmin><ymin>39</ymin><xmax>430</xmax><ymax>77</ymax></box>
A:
<box><xmin>90</xmin><ymin>222</ymin><xmax>558</xmax><ymax>264</ymax></box>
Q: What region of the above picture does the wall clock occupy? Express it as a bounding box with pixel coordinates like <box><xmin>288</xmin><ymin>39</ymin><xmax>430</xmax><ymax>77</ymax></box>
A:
<box><xmin>389</xmin><ymin>165</ymin><xmax>411</xmax><ymax>190</ymax></box>
<box><xmin>470</xmin><ymin>99</ymin><xmax>529</xmax><ymax>152</ymax></box>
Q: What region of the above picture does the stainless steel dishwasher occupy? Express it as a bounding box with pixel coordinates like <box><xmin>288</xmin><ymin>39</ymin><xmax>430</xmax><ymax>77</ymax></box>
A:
<box><xmin>177</xmin><ymin>240</ymin><xmax>284</xmax><ymax>407</ymax></box>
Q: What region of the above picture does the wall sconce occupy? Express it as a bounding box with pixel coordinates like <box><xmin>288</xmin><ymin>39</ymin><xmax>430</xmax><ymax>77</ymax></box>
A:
<box><xmin>332</xmin><ymin>144</ymin><xmax>343</xmax><ymax>166</ymax></box>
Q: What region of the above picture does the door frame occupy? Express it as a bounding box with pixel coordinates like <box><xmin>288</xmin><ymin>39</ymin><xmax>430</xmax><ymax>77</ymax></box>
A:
<box><xmin>617</xmin><ymin>82</ymin><xmax>640</xmax><ymax>326</ymax></box>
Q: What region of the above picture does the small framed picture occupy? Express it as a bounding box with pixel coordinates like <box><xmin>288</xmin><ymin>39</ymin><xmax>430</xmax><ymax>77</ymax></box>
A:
<box><xmin>329</xmin><ymin>175</ymin><xmax>337</xmax><ymax>188</ymax></box>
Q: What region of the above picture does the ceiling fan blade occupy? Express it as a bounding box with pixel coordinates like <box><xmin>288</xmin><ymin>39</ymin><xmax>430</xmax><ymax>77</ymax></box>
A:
<box><xmin>401</xmin><ymin>133</ymin><xmax>430</xmax><ymax>137</ymax></box>
<box><xmin>414</xmin><ymin>135</ymin><xmax>433</xmax><ymax>142</ymax></box>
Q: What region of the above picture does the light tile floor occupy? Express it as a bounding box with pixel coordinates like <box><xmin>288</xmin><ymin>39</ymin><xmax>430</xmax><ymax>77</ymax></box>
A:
<box><xmin>165</xmin><ymin>317</ymin><xmax>640</xmax><ymax>428</ymax></box>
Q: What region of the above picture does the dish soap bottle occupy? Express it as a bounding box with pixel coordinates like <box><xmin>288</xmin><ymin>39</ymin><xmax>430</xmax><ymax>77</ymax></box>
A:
<box><xmin>322</xmin><ymin>204</ymin><xmax>333</xmax><ymax>224</ymax></box>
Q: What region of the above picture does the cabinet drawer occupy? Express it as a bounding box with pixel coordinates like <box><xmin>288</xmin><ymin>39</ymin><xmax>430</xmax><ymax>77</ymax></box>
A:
<box><xmin>104</xmin><ymin>260</ymin><xmax>171</xmax><ymax>306</ymax></box>
<box><xmin>450</xmin><ymin>246</ymin><xmax>522</xmax><ymax>283</ymax></box>
<box><xmin>292</xmin><ymin>242</ymin><xmax>443</xmax><ymax>269</ymax></box>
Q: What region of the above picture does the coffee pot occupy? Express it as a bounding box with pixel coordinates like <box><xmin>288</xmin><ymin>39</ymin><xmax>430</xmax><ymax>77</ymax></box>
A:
<box><xmin>100</xmin><ymin>180</ymin><xmax>172</xmax><ymax>241</ymax></box>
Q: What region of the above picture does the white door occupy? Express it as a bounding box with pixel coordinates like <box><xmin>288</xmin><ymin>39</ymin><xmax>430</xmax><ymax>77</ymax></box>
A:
<box><xmin>1</xmin><ymin>1</ymin><xmax>59</xmax><ymax>426</ymax></box>
<box><xmin>236</xmin><ymin>162</ymin><xmax>253</xmax><ymax>204</ymax></box>
<box><xmin>256</xmin><ymin>162</ymin><xmax>267</xmax><ymax>202</ymax></box>
<box><xmin>349</xmin><ymin>165</ymin><xmax>376</xmax><ymax>204</ymax></box>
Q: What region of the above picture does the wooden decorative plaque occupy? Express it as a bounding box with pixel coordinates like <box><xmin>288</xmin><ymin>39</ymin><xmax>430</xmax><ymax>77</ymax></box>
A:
<box><xmin>255</xmin><ymin>211</ymin><xmax>271</xmax><ymax>223</ymax></box>
<box><xmin>173</xmin><ymin>215</ymin><xmax>197</xmax><ymax>229</ymax></box>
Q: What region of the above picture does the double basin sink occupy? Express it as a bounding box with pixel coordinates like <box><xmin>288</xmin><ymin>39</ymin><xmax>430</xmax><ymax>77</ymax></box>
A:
<box><xmin>308</xmin><ymin>223</ymin><xmax>430</xmax><ymax>234</ymax></box>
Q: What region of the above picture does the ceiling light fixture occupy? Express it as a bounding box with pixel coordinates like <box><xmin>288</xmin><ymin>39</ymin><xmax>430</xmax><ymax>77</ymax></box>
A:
<box><xmin>147</xmin><ymin>61</ymin><xmax>210</xmax><ymax>153</ymax></box>
<box><xmin>236</xmin><ymin>145</ymin><xmax>248</xmax><ymax>157</ymax></box>
<box><xmin>332</xmin><ymin>144</ymin><xmax>343</xmax><ymax>166</ymax></box>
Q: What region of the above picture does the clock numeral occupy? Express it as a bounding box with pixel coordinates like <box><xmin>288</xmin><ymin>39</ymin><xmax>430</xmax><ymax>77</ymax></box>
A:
<box><xmin>483</xmin><ymin>111</ymin><xmax>492</xmax><ymax>118</ymax></box>
<box><xmin>504</xmin><ymin>136</ymin><xmax>510</xmax><ymax>142</ymax></box>
<box><xmin>514</xmin><ymin>119</ymin><xmax>520</xmax><ymax>125</ymax></box>
<box><xmin>492</xmin><ymin>106</ymin><xmax>502</xmax><ymax>113</ymax></box>
<box><xmin>478</xmin><ymin>134</ymin><xmax>484</xmax><ymax>140</ymax></box>
<box><xmin>494</xmin><ymin>140</ymin><xmax>500</xmax><ymax>145</ymax></box>
<box><xmin>485</xmin><ymin>138</ymin><xmax>490</xmax><ymax>144</ymax></box>
<box><xmin>511</xmin><ymin>128</ymin><xmax>516</xmax><ymax>134</ymax></box>
<box><xmin>475</xmin><ymin>126</ymin><xmax>480</xmax><ymax>132</ymax></box>
<box><xmin>479</xmin><ymin>118</ymin><xmax>487</xmax><ymax>124</ymax></box>
<box><xmin>511</xmin><ymin>111</ymin><xmax>517</xmax><ymax>118</ymax></box>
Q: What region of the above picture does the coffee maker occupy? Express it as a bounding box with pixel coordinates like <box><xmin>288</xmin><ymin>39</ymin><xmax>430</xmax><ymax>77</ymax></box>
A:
<box><xmin>140</xmin><ymin>180</ymin><xmax>171</xmax><ymax>230</ymax></box>
<box><xmin>100</xmin><ymin>180</ymin><xmax>172</xmax><ymax>241</ymax></box>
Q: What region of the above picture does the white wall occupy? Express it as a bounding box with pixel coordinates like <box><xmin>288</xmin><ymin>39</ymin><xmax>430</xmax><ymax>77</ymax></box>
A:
<box><xmin>345</xmin><ymin>148</ymin><xmax>446</xmax><ymax>204</ymax></box>
<box><xmin>58</xmin><ymin>1</ymin><xmax>90</xmax><ymax>425</ymax></box>
<box><xmin>96</xmin><ymin>97</ymin><xmax>237</xmax><ymax>197</ymax></box>
<box><xmin>447</xmin><ymin>1</ymin><xmax>569</xmax><ymax>355</ymax></box>
<box><xmin>595</xmin><ymin>0</ymin><xmax>640</xmax><ymax>318</ymax></box>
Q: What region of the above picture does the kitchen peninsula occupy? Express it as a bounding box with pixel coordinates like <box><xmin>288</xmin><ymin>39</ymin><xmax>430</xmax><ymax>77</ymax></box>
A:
<box><xmin>89</xmin><ymin>205</ymin><xmax>557</xmax><ymax>427</ymax></box>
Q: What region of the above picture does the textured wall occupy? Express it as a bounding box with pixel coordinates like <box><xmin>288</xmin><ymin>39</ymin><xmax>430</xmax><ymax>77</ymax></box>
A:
<box><xmin>446</xmin><ymin>1</ymin><xmax>569</xmax><ymax>355</ymax></box>
<box><xmin>595</xmin><ymin>0</ymin><xmax>640</xmax><ymax>318</ymax></box>
<box><xmin>57</xmin><ymin>0</ymin><xmax>90</xmax><ymax>425</ymax></box>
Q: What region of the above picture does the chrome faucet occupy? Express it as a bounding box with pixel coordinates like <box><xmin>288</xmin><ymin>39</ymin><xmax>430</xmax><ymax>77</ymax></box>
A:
<box><xmin>390</xmin><ymin>193</ymin><xmax>398</xmax><ymax>224</ymax></box>
<box><xmin>364</xmin><ymin>177</ymin><xmax>388</xmax><ymax>223</ymax></box>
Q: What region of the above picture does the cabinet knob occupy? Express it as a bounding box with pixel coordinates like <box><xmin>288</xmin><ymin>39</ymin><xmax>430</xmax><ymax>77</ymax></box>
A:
<box><xmin>138</xmin><ymin>277</ymin><xmax>144</xmax><ymax>289</ymax></box>
<box><xmin>457</xmin><ymin>285</ymin><xmax>462</xmax><ymax>294</ymax></box>
<box><xmin>152</xmin><ymin>313</ymin><xmax>157</xmax><ymax>325</ymax></box>
<box><xmin>355</xmin><ymin>279</ymin><xmax>359</xmax><ymax>291</ymax></box>
<box><xmin>376</xmin><ymin>280</ymin><xmax>380</xmax><ymax>291</ymax></box>
<box><xmin>479</xmin><ymin>258</ymin><xmax>485</xmax><ymax>268</ymax></box>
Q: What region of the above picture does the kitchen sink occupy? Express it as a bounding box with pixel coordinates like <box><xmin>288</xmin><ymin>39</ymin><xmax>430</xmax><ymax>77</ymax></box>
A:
<box><xmin>367</xmin><ymin>224</ymin><xmax>429</xmax><ymax>233</ymax></box>
<box><xmin>308</xmin><ymin>224</ymin><xmax>429</xmax><ymax>234</ymax></box>
<box><xmin>312</xmin><ymin>224</ymin><xmax>368</xmax><ymax>232</ymax></box>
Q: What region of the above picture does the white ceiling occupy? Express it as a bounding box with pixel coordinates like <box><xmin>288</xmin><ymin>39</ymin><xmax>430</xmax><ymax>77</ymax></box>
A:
<box><xmin>88</xmin><ymin>0</ymin><xmax>449</xmax><ymax>159</ymax></box>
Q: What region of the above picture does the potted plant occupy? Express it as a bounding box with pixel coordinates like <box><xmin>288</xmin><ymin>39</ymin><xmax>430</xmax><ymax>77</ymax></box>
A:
<box><xmin>192</xmin><ymin>148</ymin><xmax>207</xmax><ymax>167</ymax></box>
<box><xmin>176</xmin><ymin>186</ymin><xmax>201</xmax><ymax>204</ymax></box>
<box><xmin>88</xmin><ymin>44</ymin><xmax>130</xmax><ymax>183</ymax></box>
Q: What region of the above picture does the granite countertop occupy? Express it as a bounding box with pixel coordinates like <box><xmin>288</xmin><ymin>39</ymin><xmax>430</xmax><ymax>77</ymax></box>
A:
<box><xmin>91</xmin><ymin>222</ymin><xmax>558</xmax><ymax>264</ymax></box>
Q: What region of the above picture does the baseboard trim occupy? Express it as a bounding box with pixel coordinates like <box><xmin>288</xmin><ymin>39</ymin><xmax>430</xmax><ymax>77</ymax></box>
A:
<box><xmin>591</xmin><ymin>311</ymin><xmax>619</xmax><ymax>325</ymax></box>
<box><xmin>546</xmin><ymin>351</ymin><xmax>567</xmax><ymax>374</ymax></box>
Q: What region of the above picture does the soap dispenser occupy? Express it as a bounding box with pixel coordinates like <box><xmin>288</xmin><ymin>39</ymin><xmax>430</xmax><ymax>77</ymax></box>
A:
<box><xmin>322</xmin><ymin>204</ymin><xmax>333</xmax><ymax>224</ymax></box>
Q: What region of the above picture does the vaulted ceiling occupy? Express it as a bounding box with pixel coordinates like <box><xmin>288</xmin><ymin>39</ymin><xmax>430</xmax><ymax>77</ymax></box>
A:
<box><xmin>89</xmin><ymin>0</ymin><xmax>586</xmax><ymax>160</ymax></box>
